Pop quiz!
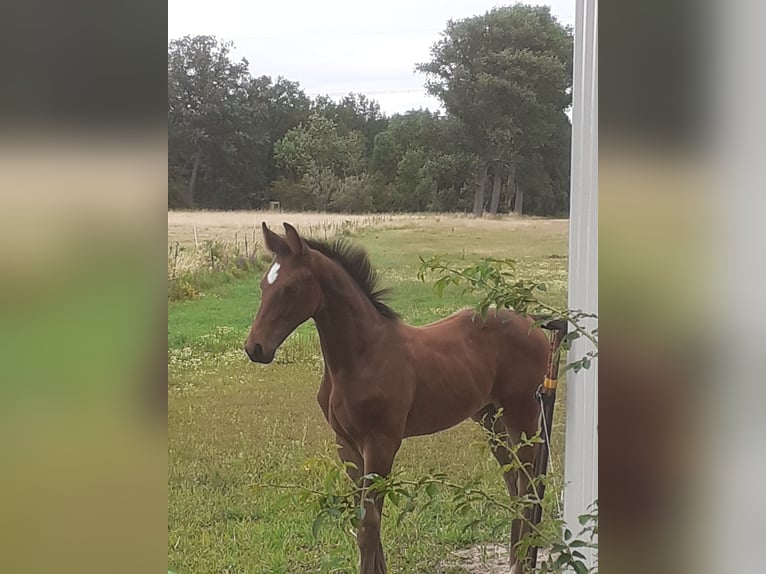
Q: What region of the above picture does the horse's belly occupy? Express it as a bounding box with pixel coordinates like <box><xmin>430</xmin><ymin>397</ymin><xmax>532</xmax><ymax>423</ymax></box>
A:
<box><xmin>402</xmin><ymin>384</ymin><xmax>487</xmax><ymax>437</ymax></box>
<box><xmin>401</xmin><ymin>334</ymin><xmax>495</xmax><ymax>437</ymax></box>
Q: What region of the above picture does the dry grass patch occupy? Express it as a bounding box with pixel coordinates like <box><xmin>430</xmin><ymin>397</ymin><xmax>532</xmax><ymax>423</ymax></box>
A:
<box><xmin>168</xmin><ymin>211</ymin><xmax>401</xmax><ymax>248</ymax></box>
<box><xmin>168</xmin><ymin>210</ymin><xmax>568</xmax><ymax>249</ymax></box>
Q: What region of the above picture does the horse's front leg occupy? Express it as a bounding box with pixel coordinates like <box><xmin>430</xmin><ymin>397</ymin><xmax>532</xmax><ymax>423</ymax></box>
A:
<box><xmin>358</xmin><ymin>437</ymin><xmax>399</xmax><ymax>574</ymax></box>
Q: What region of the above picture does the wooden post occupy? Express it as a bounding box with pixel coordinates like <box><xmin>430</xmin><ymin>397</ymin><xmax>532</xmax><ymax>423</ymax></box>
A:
<box><xmin>530</xmin><ymin>320</ymin><xmax>566</xmax><ymax>569</ymax></box>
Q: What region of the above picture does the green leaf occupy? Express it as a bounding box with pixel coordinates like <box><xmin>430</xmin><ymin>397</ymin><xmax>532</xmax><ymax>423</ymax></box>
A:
<box><xmin>311</xmin><ymin>514</ymin><xmax>325</xmax><ymax>541</ymax></box>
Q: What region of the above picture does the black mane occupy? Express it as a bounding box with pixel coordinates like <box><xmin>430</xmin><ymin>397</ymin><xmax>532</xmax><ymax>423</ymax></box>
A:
<box><xmin>306</xmin><ymin>238</ymin><xmax>399</xmax><ymax>319</ymax></box>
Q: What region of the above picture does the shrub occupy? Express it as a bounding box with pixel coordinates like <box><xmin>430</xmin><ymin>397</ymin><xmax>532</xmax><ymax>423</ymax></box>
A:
<box><xmin>167</xmin><ymin>239</ymin><xmax>267</xmax><ymax>302</ymax></box>
<box><xmin>330</xmin><ymin>175</ymin><xmax>376</xmax><ymax>213</ymax></box>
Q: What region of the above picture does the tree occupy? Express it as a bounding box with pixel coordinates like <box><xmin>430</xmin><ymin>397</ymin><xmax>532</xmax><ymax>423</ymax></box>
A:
<box><xmin>370</xmin><ymin>110</ymin><xmax>476</xmax><ymax>212</ymax></box>
<box><xmin>168</xmin><ymin>36</ymin><xmax>314</xmax><ymax>209</ymax></box>
<box><xmin>417</xmin><ymin>5</ymin><xmax>573</xmax><ymax>216</ymax></box>
<box><xmin>167</xmin><ymin>20</ymin><xmax>572</xmax><ymax>216</ymax></box>
<box><xmin>274</xmin><ymin>114</ymin><xmax>367</xmax><ymax>210</ymax></box>
<box><xmin>514</xmin><ymin>110</ymin><xmax>571</xmax><ymax>216</ymax></box>
<box><xmin>313</xmin><ymin>93</ymin><xmax>389</xmax><ymax>153</ymax></box>
<box><xmin>244</xmin><ymin>75</ymin><xmax>312</xmax><ymax>205</ymax></box>
<box><xmin>168</xmin><ymin>36</ymin><xmax>252</xmax><ymax>207</ymax></box>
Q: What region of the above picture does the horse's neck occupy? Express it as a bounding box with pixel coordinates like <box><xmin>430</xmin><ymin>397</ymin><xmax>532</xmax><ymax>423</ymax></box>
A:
<box><xmin>312</xmin><ymin>261</ymin><xmax>389</xmax><ymax>373</ymax></box>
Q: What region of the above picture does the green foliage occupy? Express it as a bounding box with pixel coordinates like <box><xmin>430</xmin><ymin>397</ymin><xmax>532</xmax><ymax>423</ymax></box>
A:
<box><xmin>518</xmin><ymin>112</ymin><xmax>572</xmax><ymax>216</ymax></box>
<box><xmin>266</xmin><ymin>177</ymin><xmax>314</xmax><ymax>211</ymax></box>
<box><xmin>275</xmin><ymin>114</ymin><xmax>366</xmax><ymax>180</ymax></box>
<box><xmin>330</xmin><ymin>174</ymin><xmax>377</xmax><ymax>213</ymax></box>
<box><xmin>260</xmin><ymin>417</ymin><xmax>597</xmax><ymax>574</ymax></box>
<box><xmin>167</xmin><ymin>240</ymin><xmax>266</xmax><ymax>302</ymax></box>
<box><xmin>417</xmin><ymin>5</ymin><xmax>573</xmax><ymax>215</ymax></box>
<box><xmin>370</xmin><ymin>110</ymin><xmax>476</xmax><ymax>212</ymax></box>
<box><xmin>418</xmin><ymin>6</ymin><xmax>572</xmax><ymax>155</ymax></box>
<box><xmin>168</xmin><ymin>10</ymin><xmax>573</xmax><ymax>215</ymax></box>
<box><xmin>168</xmin><ymin>36</ymin><xmax>311</xmax><ymax>209</ymax></box>
<box><xmin>312</xmin><ymin>93</ymin><xmax>389</xmax><ymax>155</ymax></box>
<box><xmin>537</xmin><ymin>501</ymin><xmax>598</xmax><ymax>574</ymax></box>
<box><xmin>418</xmin><ymin>256</ymin><xmax>598</xmax><ymax>373</ymax></box>
<box><xmin>168</xmin><ymin>278</ymin><xmax>201</xmax><ymax>302</ymax></box>
<box><xmin>273</xmin><ymin>113</ymin><xmax>371</xmax><ymax>211</ymax></box>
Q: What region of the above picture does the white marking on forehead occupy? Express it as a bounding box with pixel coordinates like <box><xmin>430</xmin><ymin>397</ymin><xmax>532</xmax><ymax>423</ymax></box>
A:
<box><xmin>266</xmin><ymin>262</ymin><xmax>281</xmax><ymax>285</ymax></box>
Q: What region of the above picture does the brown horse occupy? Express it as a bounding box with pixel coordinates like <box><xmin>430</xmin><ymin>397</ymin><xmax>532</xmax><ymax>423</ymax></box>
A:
<box><xmin>245</xmin><ymin>222</ymin><xmax>553</xmax><ymax>574</ymax></box>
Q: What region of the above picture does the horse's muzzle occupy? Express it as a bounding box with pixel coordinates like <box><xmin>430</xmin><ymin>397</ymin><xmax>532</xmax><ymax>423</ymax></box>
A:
<box><xmin>244</xmin><ymin>342</ymin><xmax>274</xmax><ymax>364</ymax></box>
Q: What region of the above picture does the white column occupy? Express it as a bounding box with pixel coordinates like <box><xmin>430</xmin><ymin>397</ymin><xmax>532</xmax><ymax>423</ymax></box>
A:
<box><xmin>564</xmin><ymin>0</ymin><xmax>598</xmax><ymax>568</ymax></box>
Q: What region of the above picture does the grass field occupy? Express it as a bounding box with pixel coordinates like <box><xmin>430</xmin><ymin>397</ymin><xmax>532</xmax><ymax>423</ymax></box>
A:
<box><xmin>168</xmin><ymin>212</ymin><xmax>569</xmax><ymax>573</ymax></box>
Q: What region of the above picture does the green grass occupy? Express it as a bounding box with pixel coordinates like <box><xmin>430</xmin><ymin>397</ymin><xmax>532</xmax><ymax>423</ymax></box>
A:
<box><xmin>169</xmin><ymin>219</ymin><xmax>569</xmax><ymax>573</ymax></box>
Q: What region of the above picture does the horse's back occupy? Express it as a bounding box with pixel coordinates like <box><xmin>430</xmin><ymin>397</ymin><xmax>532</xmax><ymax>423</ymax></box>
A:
<box><xmin>417</xmin><ymin>308</ymin><xmax>548</xmax><ymax>360</ymax></box>
<box><xmin>399</xmin><ymin>308</ymin><xmax>549</xmax><ymax>435</ymax></box>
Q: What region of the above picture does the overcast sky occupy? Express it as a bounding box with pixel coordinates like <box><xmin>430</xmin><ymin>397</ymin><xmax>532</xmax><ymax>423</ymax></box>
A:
<box><xmin>168</xmin><ymin>0</ymin><xmax>575</xmax><ymax>115</ymax></box>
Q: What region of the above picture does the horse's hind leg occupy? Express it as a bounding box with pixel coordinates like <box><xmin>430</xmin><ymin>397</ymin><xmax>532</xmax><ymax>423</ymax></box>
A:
<box><xmin>500</xmin><ymin>401</ymin><xmax>542</xmax><ymax>574</ymax></box>
<box><xmin>472</xmin><ymin>405</ymin><xmax>518</xmax><ymax>498</ymax></box>
<box><xmin>474</xmin><ymin>404</ymin><xmax>534</xmax><ymax>573</ymax></box>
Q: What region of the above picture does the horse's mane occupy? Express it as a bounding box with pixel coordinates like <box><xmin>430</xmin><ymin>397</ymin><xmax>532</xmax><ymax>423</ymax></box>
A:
<box><xmin>306</xmin><ymin>238</ymin><xmax>399</xmax><ymax>320</ymax></box>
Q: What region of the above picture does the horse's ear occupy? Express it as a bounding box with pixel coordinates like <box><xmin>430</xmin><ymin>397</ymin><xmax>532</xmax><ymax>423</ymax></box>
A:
<box><xmin>283</xmin><ymin>222</ymin><xmax>307</xmax><ymax>256</ymax></box>
<box><xmin>262</xmin><ymin>222</ymin><xmax>290</xmax><ymax>256</ymax></box>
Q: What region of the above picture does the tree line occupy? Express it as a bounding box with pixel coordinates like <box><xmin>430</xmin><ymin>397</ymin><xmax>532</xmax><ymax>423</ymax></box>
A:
<box><xmin>168</xmin><ymin>5</ymin><xmax>573</xmax><ymax>216</ymax></box>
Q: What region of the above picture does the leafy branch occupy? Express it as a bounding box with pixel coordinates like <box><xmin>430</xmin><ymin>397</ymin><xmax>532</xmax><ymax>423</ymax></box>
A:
<box><xmin>417</xmin><ymin>255</ymin><xmax>598</xmax><ymax>373</ymax></box>
<box><xmin>255</xmin><ymin>428</ymin><xmax>597</xmax><ymax>574</ymax></box>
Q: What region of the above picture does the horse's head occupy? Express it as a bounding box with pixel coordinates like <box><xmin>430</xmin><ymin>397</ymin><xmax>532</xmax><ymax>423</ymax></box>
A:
<box><xmin>244</xmin><ymin>222</ymin><xmax>321</xmax><ymax>363</ymax></box>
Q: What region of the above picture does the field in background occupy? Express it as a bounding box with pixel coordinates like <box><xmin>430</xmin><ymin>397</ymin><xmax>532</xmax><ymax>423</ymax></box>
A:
<box><xmin>168</xmin><ymin>212</ymin><xmax>569</xmax><ymax>573</ymax></box>
<box><xmin>168</xmin><ymin>210</ymin><xmax>564</xmax><ymax>249</ymax></box>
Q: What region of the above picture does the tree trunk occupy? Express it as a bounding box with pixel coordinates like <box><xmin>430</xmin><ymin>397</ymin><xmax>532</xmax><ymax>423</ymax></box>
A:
<box><xmin>488</xmin><ymin>163</ymin><xmax>504</xmax><ymax>215</ymax></box>
<box><xmin>472</xmin><ymin>163</ymin><xmax>489</xmax><ymax>217</ymax></box>
<box><xmin>186</xmin><ymin>148</ymin><xmax>202</xmax><ymax>208</ymax></box>
<box><xmin>504</xmin><ymin>163</ymin><xmax>517</xmax><ymax>214</ymax></box>
<box><xmin>513</xmin><ymin>181</ymin><xmax>524</xmax><ymax>215</ymax></box>
<box><xmin>501</xmin><ymin>171</ymin><xmax>513</xmax><ymax>212</ymax></box>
